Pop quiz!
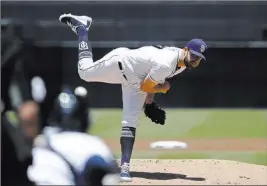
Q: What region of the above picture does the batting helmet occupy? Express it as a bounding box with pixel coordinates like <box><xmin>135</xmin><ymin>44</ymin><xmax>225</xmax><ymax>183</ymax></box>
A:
<box><xmin>48</xmin><ymin>85</ymin><xmax>90</xmax><ymax>133</ymax></box>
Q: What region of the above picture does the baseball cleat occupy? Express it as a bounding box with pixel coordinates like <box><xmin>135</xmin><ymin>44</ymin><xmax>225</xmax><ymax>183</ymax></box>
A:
<box><xmin>59</xmin><ymin>13</ymin><xmax>92</xmax><ymax>35</ymax></box>
<box><xmin>120</xmin><ymin>163</ymin><xmax>132</xmax><ymax>182</ymax></box>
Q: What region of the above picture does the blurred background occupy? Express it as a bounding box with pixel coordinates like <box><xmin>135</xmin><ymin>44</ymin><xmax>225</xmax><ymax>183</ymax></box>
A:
<box><xmin>1</xmin><ymin>0</ymin><xmax>267</xmax><ymax>184</ymax></box>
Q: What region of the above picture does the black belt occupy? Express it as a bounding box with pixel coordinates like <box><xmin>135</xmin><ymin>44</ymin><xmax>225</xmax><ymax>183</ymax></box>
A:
<box><xmin>118</xmin><ymin>61</ymin><xmax>128</xmax><ymax>81</ymax></box>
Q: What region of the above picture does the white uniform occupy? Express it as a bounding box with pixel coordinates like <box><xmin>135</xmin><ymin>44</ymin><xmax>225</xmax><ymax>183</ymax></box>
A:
<box><xmin>78</xmin><ymin>46</ymin><xmax>186</xmax><ymax>128</ymax></box>
<box><xmin>27</xmin><ymin>127</ymin><xmax>119</xmax><ymax>185</ymax></box>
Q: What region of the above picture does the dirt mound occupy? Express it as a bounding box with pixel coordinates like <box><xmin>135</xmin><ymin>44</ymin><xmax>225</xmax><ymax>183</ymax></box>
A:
<box><xmin>120</xmin><ymin>159</ymin><xmax>267</xmax><ymax>185</ymax></box>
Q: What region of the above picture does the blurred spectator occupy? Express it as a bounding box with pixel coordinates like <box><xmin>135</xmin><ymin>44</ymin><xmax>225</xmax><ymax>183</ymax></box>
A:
<box><xmin>18</xmin><ymin>101</ymin><xmax>41</xmax><ymax>144</ymax></box>
<box><xmin>1</xmin><ymin>23</ymin><xmax>40</xmax><ymax>186</ymax></box>
<box><xmin>1</xmin><ymin>117</ymin><xmax>34</xmax><ymax>186</ymax></box>
<box><xmin>1</xmin><ymin>102</ymin><xmax>37</xmax><ymax>186</ymax></box>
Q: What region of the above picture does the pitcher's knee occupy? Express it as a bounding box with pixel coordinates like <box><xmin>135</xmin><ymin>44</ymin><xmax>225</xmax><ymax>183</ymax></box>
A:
<box><xmin>77</xmin><ymin>58</ymin><xmax>94</xmax><ymax>81</ymax></box>
<box><xmin>78</xmin><ymin>68</ymin><xmax>87</xmax><ymax>81</ymax></box>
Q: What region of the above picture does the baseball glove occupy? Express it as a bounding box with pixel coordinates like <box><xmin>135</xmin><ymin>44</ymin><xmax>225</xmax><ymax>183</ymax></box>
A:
<box><xmin>144</xmin><ymin>101</ymin><xmax>166</xmax><ymax>125</ymax></box>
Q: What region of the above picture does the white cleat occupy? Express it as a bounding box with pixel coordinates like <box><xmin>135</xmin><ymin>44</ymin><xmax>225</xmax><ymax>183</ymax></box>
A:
<box><xmin>120</xmin><ymin>163</ymin><xmax>132</xmax><ymax>182</ymax></box>
<box><xmin>59</xmin><ymin>13</ymin><xmax>92</xmax><ymax>35</ymax></box>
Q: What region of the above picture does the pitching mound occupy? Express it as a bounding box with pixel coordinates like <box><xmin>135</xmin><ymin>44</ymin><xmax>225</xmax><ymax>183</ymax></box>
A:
<box><xmin>120</xmin><ymin>159</ymin><xmax>267</xmax><ymax>185</ymax></box>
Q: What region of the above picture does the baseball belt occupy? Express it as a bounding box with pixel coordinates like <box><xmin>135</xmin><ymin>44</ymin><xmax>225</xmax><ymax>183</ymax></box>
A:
<box><xmin>118</xmin><ymin>61</ymin><xmax>128</xmax><ymax>81</ymax></box>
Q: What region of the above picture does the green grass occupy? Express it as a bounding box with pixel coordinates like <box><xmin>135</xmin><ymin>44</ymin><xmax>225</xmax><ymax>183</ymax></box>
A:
<box><xmin>183</xmin><ymin>110</ymin><xmax>267</xmax><ymax>138</ymax></box>
<box><xmin>89</xmin><ymin>108</ymin><xmax>267</xmax><ymax>139</ymax></box>
<box><xmin>89</xmin><ymin>108</ymin><xmax>267</xmax><ymax>166</ymax></box>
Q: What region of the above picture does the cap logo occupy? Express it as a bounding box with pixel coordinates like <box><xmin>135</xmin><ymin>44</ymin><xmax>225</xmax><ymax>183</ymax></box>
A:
<box><xmin>200</xmin><ymin>45</ymin><xmax>206</xmax><ymax>53</ymax></box>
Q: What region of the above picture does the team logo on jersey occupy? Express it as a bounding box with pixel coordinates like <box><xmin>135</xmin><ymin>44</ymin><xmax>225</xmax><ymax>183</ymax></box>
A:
<box><xmin>79</xmin><ymin>41</ymin><xmax>89</xmax><ymax>50</ymax></box>
<box><xmin>200</xmin><ymin>45</ymin><xmax>206</xmax><ymax>53</ymax></box>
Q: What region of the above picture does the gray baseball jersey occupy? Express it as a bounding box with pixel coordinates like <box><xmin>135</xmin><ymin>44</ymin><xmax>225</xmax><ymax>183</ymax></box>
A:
<box><xmin>121</xmin><ymin>46</ymin><xmax>186</xmax><ymax>85</ymax></box>
<box><xmin>78</xmin><ymin>46</ymin><xmax>186</xmax><ymax>86</ymax></box>
<box><xmin>77</xmin><ymin>46</ymin><xmax>186</xmax><ymax>128</ymax></box>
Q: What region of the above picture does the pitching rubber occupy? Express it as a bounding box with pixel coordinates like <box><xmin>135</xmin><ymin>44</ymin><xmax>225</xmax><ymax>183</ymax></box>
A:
<box><xmin>150</xmin><ymin>141</ymin><xmax>188</xmax><ymax>150</ymax></box>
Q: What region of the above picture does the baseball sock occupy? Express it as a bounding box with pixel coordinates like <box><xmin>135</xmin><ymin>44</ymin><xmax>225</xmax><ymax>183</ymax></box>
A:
<box><xmin>77</xmin><ymin>26</ymin><xmax>93</xmax><ymax>61</ymax></box>
<box><xmin>120</xmin><ymin>126</ymin><xmax>136</xmax><ymax>166</ymax></box>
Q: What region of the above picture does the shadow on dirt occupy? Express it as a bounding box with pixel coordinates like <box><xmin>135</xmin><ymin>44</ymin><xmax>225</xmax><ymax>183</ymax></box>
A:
<box><xmin>131</xmin><ymin>171</ymin><xmax>206</xmax><ymax>181</ymax></box>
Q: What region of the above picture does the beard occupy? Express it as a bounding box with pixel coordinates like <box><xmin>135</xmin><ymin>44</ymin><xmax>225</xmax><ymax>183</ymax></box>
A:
<box><xmin>184</xmin><ymin>59</ymin><xmax>194</xmax><ymax>70</ymax></box>
<box><xmin>184</xmin><ymin>58</ymin><xmax>201</xmax><ymax>69</ymax></box>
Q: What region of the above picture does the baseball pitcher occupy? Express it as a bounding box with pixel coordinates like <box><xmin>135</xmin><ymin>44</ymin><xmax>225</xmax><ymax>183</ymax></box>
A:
<box><xmin>59</xmin><ymin>13</ymin><xmax>208</xmax><ymax>182</ymax></box>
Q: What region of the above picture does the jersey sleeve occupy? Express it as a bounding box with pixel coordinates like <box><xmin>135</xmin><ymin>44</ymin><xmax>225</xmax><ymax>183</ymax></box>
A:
<box><xmin>148</xmin><ymin>64</ymin><xmax>172</xmax><ymax>84</ymax></box>
<box><xmin>148</xmin><ymin>48</ymin><xmax>177</xmax><ymax>84</ymax></box>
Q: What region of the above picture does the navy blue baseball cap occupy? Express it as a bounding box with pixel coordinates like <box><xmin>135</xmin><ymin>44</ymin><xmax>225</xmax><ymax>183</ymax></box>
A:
<box><xmin>186</xmin><ymin>38</ymin><xmax>207</xmax><ymax>60</ymax></box>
